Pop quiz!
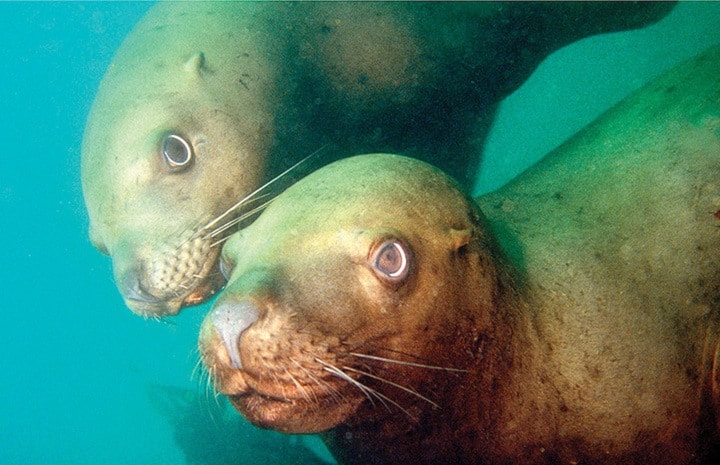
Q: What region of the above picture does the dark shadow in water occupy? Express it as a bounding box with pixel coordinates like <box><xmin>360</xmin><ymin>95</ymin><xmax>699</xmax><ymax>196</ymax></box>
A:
<box><xmin>147</xmin><ymin>384</ymin><xmax>335</xmax><ymax>465</ymax></box>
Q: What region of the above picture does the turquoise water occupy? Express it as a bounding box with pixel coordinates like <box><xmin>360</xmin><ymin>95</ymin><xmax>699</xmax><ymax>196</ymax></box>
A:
<box><xmin>2</xmin><ymin>2</ymin><xmax>720</xmax><ymax>464</ymax></box>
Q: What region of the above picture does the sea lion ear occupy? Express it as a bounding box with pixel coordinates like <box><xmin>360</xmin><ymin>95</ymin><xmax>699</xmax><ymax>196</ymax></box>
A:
<box><xmin>449</xmin><ymin>228</ymin><xmax>473</xmax><ymax>252</ymax></box>
<box><xmin>184</xmin><ymin>51</ymin><xmax>206</xmax><ymax>76</ymax></box>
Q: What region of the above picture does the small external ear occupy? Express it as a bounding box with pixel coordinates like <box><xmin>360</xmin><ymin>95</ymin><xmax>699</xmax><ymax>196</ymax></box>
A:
<box><xmin>449</xmin><ymin>228</ymin><xmax>473</xmax><ymax>252</ymax></box>
<box><xmin>184</xmin><ymin>51</ymin><xmax>206</xmax><ymax>77</ymax></box>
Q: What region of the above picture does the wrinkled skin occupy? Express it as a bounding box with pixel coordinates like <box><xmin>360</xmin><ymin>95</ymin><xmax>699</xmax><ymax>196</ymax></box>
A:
<box><xmin>200</xmin><ymin>46</ymin><xmax>720</xmax><ymax>464</ymax></box>
<box><xmin>81</xmin><ymin>1</ymin><xmax>674</xmax><ymax>316</ymax></box>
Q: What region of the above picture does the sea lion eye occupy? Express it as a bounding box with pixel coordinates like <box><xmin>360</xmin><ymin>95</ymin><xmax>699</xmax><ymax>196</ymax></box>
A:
<box><xmin>162</xmin><ymin>134</ymin><xmax>194</xmax><ymax>171</ymax></box>
<box><xmin>370</xmin><ymin>239</ymin><xmax>410</xmax><ymax>281</ymax></box>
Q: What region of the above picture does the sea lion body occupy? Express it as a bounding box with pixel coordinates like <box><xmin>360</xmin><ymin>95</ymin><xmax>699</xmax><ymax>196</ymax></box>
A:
<box><xmin>199</xmin><ymin>46</ymin><xmax>720</xmax><ymax>464</ymax></box>
<box><xmin>81</xmin><ymin>1</ymin><xmax>673</xmax><ymax>316</ymax></box>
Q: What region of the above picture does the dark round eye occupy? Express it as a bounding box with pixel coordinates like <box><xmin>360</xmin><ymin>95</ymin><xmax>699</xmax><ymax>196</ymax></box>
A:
<box><xmin>162</xmin><ymin>134</ymin><xmax>193</xmax><ymax>171</ymax></box>
<box><xmin>370</xmin><ymin>239</ymin><xmax>410</xmax><ymax>281</ymax></box>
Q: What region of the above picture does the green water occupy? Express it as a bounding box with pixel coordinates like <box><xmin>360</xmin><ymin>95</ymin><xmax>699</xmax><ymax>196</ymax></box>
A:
<box><xmin>2</xmin><ymin>2</ymin><xmax>720</xmax><ymax>464</ymax></box>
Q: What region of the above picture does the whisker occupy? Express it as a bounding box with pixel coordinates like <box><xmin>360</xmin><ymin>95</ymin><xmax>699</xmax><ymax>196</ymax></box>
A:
<box><xmin>195</xmin><ymin>343</ymin><xmax>222</xmax><ymax>405</ymax></box>
<box><xmin>342</xmin><ymin>371</ymin><xmax>418</xmax><ymax>420</ymax></box>
<box><xmin>190</xmin><ymin>355</ymin><xmax>205</xmax><ymax>383</ymax></box>
<box><xmin>348</xmin><ymin>352</ymin><xmax>467</xmax><ymax>373</ymax></box>
<box><xmin>316</xmin><ymin>358</ymin><xmax>418</xmax><ymax>420</ymax></box>
<box><xmin>290</xmin><ymin>357</ymin><xmax>344</xmax><ymax>404</ymax></box>
<box><xmin>201</xmin><ymin>147</ymin><xmax>324</xmax><ymax>232</ymax></box>
<box><xmin>206</xmin><ymin>364</ymin><xmax>222</xmax><ymax>404</ymax></box>
<box><xmin>209</xmin><ymin>234</ymin><xmax>234</xmax><ymax>249</ymax></box>
<box><xmin>270</xmin><ymin>371</ymin><xmax>290</xmax><ymax>401</ymax></box>
<box><xmin>342</xmin><ymin>366</ymin><xmax>439</xmax><ymax>409</ymax></box>
<box><xmin>315</xmin><ymin>358</ymin><xmax>376</xmax><ymax>406</ymax></box>
<box><xmin>206</xmin><ymin>194</ymin><xmax>271</xmax><ymax>239</ymax></box>
<box><xmin>284</xmin><ymin>368</ymin><xmax>312</xmax><ymax>403</ymax></box>
<box><xmin>205</xmin><ymin>196</ymin><xmax>276</xmax><ymax>240</ymax></box>
<box><xmin>198</xmin><ymin>365</ymin><xmax>211</xmax><ymax>402</ymax></box>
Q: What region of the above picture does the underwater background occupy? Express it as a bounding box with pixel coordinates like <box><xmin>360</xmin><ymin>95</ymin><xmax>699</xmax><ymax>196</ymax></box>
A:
<box><xmin>2</xmin><ymin>2</ymin><xmax>720</xmax><ymax>464</ymax></box>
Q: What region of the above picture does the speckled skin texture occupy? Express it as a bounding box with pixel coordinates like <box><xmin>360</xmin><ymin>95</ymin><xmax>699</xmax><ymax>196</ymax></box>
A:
<box><xmin>81</xmin><ymin>1</ymin><xmax>673</xmax><ymax>316</ymax></box>
<box><xmin>200</xmin><ymin>46</ymin><xmax>720</xmax><ymax>464</ymax></box>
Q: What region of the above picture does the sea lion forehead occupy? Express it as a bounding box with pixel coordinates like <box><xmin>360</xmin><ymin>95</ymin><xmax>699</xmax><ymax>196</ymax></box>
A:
<box><xmin>274</xmin><ymin>154</ymin><xmax>474</xmax><ymax>227</ymax></box>
<box><xmin>221</xmin><ymin>154</ymin><xmax>476</xmax><ymax>271</ymax></box>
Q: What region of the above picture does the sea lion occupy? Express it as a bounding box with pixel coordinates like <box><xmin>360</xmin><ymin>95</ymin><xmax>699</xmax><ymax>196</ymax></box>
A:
<box><xmin>199</xmin><ymin>45</ymin><xmax>720</xmax><ymax>465</ymax></box>
<box><xmin>81</xmin><ymin>1</ymin><xmax>673</xmax><ymax>317</ymax></box>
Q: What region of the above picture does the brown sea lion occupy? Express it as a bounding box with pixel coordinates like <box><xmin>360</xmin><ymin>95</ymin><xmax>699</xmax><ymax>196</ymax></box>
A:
<box><xmin>199</xmin><ymin>45</ymin><xmax>720</xmax><ymax>464</ymax></box>
<box><xmin>81</xmin><ymin>1</ymin><xmax>673</xmax><ymax>317</ymax></box>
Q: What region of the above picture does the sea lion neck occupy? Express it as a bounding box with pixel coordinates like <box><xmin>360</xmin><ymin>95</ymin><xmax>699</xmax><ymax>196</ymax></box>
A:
<box><xmin>319</xmin><ymin>274</ymin><xmax>555</xmax><ymax>465</ymax></box>
<box><xmin>450</xmin><ymin>265</ymin><xmax>559</xmax><ymax>463</ymax></box>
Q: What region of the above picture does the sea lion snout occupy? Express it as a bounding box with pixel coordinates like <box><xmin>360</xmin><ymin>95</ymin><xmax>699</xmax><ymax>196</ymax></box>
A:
<box><xmin>111</xmin><ymin>247</ymin><xmax>180</xmax><ymax>316</ymax></box>
<box><xmin>209</xmin><ymin>299</ymin><xmax>260</xmax><ymax>370</ymax></box>
<box><xmin>118</xmin><ymin>269</ymin><xmax>163</xmax><ymax>306</ymax></box>
<box><xmin>107</xmin><ymin>232</ymin><xmax>225</xmax><ymax>316</ymax></box>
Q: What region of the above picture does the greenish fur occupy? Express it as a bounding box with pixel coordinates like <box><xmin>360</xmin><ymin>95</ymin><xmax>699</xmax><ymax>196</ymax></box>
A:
<box><xmin>81</xmin><ymin>1</ymin><xmax>673</xmax><ymax>316</ymax></box>
<box><xmin>203</xmin><ymin>46</ymin><xmax>720</xmax><ymax>464</ymax></box>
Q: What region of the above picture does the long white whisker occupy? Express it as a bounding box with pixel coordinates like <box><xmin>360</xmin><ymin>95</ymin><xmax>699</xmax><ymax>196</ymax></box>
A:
<box><xmin>348</xmin><ymin>374</ymin><xmax>417</xmax><ymax>420</ymax></box>
<box><xmin>206</xmin><ymin>196</ymin><xmax>276</xmax><ymax>240</ymax></box>
<box><xmin>290</xmin><ymin>357</ymin><xmax>341</xmax><ymax>403</ymax></box>
<box><xmin>315</xmin><ymin>358</ymin><xmax>376</xmax><ymax>406</ymax></box>
<box><xmin>284</xmin><ymin>368</ymin><xmax>312</xmax><ymax>403</ymax></box>
<box><xmin>316</xmin><ymin>358</ymin><xmax>417</xmax><ymax>420</ymax></box>
<box><xmin>209</xmin><ymin>234</ymin><xmax>234</xmax><ymax>249</ymax></box>
<box><xmin>269</xmin><ymin>371</ymin><xmax>290</xmax><ymax>401</ymax></box>
<box><xmin>190</xmin><ymin>354</ymin><xmax>205</xmax><ymax>383</ymax></box>
<box><xmin>202</xmin><ymin>148</ymin><xmax>323</xmax><ymax>232</ymax></box>
<box><xmin>196</xmin><ymin>342</ymin><xmax>222</xmax><ymax>404</ymax></box>
<box><xmin>342</xmin><ymin>365</ymin><xmax>439</xmax><ymax>409</ymax></box>
<box><xmin>206</xmin><ymin>194</ymin><xmax>270</xmax><ymax>238</ymax></box>
<box><xmin>348</xmin><ymin>352</ymin><xmax>467</xmax><ymax>373</ymax></box>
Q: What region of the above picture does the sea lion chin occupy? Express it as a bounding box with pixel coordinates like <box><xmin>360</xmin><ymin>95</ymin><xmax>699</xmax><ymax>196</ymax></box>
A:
<box><xmin>200</xmin><ymin>46</ymin><xmax>720</xmax><ymax>465</ymax></box>
<box><xmin>81</xmin><ymin>1</ymin><xmax>674</xmax><ymax>317</ymax></box>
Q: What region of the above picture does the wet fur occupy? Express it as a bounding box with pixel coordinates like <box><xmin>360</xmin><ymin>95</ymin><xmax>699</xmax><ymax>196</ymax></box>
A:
<box><xmin>201</xmin><ymin>46</ymin><xmax>720</xmax><ymax>464</ymax></box>
<box><xmin>81</xmin><ymin>1</ymin><xmax>673</xmax><ymax>316</ymax></box>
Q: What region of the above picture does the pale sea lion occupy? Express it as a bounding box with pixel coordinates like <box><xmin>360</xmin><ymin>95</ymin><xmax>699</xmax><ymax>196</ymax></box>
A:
<box><xmin>199</xmin><ymin>45</ymin><xmax>720</xmax><ymax>464</ymax></box>
<box><xmin>81</xmin><ymin>1</ymin><xmax>673</xmax><ymax>317</ymax></box>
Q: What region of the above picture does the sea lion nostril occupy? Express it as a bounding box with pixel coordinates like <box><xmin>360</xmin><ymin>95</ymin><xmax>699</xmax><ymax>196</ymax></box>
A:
<box><xmin>210</xmin><ymin>300</ymin><xmax>260</xmax><ymax>369</ymax></box>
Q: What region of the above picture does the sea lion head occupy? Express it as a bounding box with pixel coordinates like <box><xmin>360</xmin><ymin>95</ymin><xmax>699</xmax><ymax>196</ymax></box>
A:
<box><xmin>199</xmin><ymin>154</ymin><xmax>504</xmax><ymax>434</ymax></box>
<box><xmin>81</xmin><ymin>3</ymin><xmax>274</xmax><ymax>317</ymax></box>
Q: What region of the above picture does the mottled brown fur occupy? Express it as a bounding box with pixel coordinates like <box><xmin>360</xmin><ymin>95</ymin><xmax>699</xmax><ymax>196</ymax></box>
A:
<box><xmin>200</xmin><ymin>46</ymin><xmax>720</xmax><ymax>464</ymax></box>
